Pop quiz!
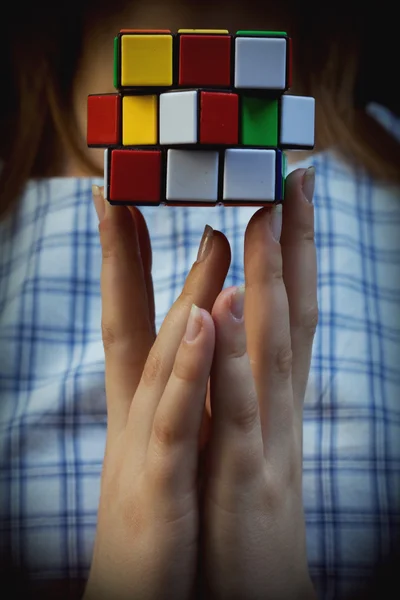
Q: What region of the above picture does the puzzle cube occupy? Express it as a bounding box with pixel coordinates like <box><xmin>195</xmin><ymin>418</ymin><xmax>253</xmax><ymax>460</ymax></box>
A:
<box><xmin>178</xmin><ymin>33</ymin><xmax>232</xmax><ymax>87</ymax></box>
<box><xmin>159</xmin><ymin>90</ymin><xmax>238</xmax><ymax>145</ymax></box>
<box><xmin>108</xmin><ymin>149</ymin><xmax>162</xmax><ymax>204</ymax></box>
<box><xmin>116</xmin><ymin>31</ymin><xmax>173</xmax><ymax>87</ymax></box>
<box><xmin>122</xmin><ymin>95</ymin><xmax>158</xmax><ymax>145</ymax></box>
<box><xmin>241</xmin><ymin>96</ymin><xmax>278</xmax><ymax>146</ymax></box>
<box><xmin>90</xmin><ymin>27</ymin><xmax>315</xmax><ymax>207</ymax></box>
<box><xmin>234</xmin><ymin>32</ymin><xmax>288</xmax><ymax>91</ymax></box>
<box><xmin>279</xmin><ymin>95</ymin><xmax>315</xmax><ymax>148</ymax></box>
<box><xmin>87</xmin><ymin>94</ymin><xmax>121</xmax><ymax>146</ymax></box>
<box><xmin>166</xmin><ymin>150</ymin><xmax>219</xmax><ymax>202</ymax></box>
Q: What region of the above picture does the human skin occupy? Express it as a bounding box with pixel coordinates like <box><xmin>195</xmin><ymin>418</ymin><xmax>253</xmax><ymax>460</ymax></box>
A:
<box><xmin>85</xmin><ymin>167</ymin><xmax>317</xmax><ymax>599</ymax></box>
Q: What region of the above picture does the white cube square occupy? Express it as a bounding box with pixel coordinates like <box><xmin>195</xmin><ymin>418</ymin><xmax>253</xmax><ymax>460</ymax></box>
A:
<box><xmin>166</xmin><ymin>150</ymin><xmax>219</xmax><ymax>202</ymax></box>
<box><xmin>223</xmin><ymin>149</ymin><xmax>276</xmax><ymax>201</ymax></box>
<box><xmin>280</xmin><ymin>95</ymin><xmax>315</xmax><ymax>148</ymax></box>
<box><xmin>159</xmin><ymin>90</ymin><xmax>198</xmax><ymax>145</ymax></box>
<box><xmin>234</xmin><ymin>37</ymin><xmax>287</xmax><ymax>90</ymax></box>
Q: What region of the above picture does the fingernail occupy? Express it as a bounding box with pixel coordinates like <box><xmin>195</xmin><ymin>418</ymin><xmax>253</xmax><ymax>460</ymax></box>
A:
<box><xmin>270</xmin><ymin>204</ymin><xmax>283</xmax><ymax>242</ymax></box>
<box><xmin>230</xmin><ymin>285</ymin><xmax>245</xmax><ymax>320</ymax></box>
<box><xmin>185</xmin><ymin>304</ymin><xmax>203</xmax><ymax>342</ymax></box>
<box><xmin>196</xmin><ymin>225</ymin><xmax>214</xmax><ymax>262</ymax></box>
<box><xmin>92</xmin><ymin>185</ymin><xmax>105</xmax><ymax>221</ymax></box>
<box><xmin>302</xmin><ymin>166</ymin><xmax>315</xmax><ymax>203</ymax></box>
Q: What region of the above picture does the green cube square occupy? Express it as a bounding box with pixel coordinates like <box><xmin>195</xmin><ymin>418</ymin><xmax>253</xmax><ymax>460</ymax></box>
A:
<box><xmin>241</xmin><ymin>96</ymin><xmax>278</xmax><ymax>146</ymax></box>
<box><xmin>114</xmin><ymin>36</ymin><xmax>119</xmax><ymax>89</ymax></box>
<box><xmin>236</xmin><ymin>30</ymin><xmax>287</xmax><ymax>37</ymax></box>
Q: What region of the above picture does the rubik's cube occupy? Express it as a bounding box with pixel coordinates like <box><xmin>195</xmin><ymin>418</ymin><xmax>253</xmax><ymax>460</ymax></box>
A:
<box><xmin>87</xmin><ymin>29</ymin><xmax>315</xmax><ymax>206</ymax></box>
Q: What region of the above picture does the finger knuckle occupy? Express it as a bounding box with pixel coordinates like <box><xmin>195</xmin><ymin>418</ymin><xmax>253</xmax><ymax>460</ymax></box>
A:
<box><xmin>299</xmin><ymin>221</ymin><xmax>315</xmax><ymax>242</ymax></box>
<box><xmin>274</xmin><ymin>344</ymin><xmax>293</xmax><ymax>376</ymax></box>
<box><xmin>227</xmin><ymin>450</ymin><xmax>260</xmax><ymax>485</ymax></box>
<box><xmin>120</xmin><ymin>492</ymin><xmax>146</xmax><ymax>535</ymax></box>
<box><xmin>301</xmin><ymin>305</ymin><xmax>319</xmax><ymax>337</ymax></box>
<box><xmin>224</xmin><ymin>340</ymin><xmax>247</xmax><ymax>361</ymax></box>
<box><xmin>264</xmin><ymin>469</ymin><xmax>285</xmax><ymax>510</ymax></box>
<box><xmin>149</xmin><ymin>442</ymin><xmax>177</xmax><ymax>488</ymax></box>
<box><xmin>153</xmin><ymin>413</ymin><xmax>181</xmax><ymax>450</ymax></box>
<box><xmin>264</xmin><ymin>447</ymin><xmax>302</xmax><ymax>508</ymax></box>
<box><xmin>101</xmin><ymin>321</ymin><xmax>151</xmax><ymax>364</ymax></box>
<box><xmin>271</xmin><ymin>255</ymin><xmax>284</xmax><ymax>282</ymax></box>
<box><xmin>142</xmin><ymin>349</ymin><xmax>163</xmax><ymax>387</ymax></box>
<box><xmin>178</xmin><ymin>288</ymin><xmax>195</xmax><ymax>310</ymax></box>
<box><xmin>173</xmin><ymin>353</ymin><xmax>203</xmax><ymax>384</ymax></box>
<box><xmin>230</xmin><ymin>393</ymin><xmax>260</xmax><ymax>434</ymax></box>
<box><xmin>101</xmin><ymin>321</ymin><xmax>117</xmax><ymax>351</ymax></box>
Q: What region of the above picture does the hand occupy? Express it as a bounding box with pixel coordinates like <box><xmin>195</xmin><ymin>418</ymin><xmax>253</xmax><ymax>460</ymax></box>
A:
<box><xmin>199</xmin><ymin>168</ymin><xmax>318</xmax><ymax>600</ymax></box>
<box><xmin>85</xmin><ymin>189</ymin><xmax>230</xmax><ymax>599</ymax></box>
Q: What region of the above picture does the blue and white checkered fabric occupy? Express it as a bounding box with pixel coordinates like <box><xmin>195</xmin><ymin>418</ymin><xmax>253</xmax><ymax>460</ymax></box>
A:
<box><xmin>1</xmin><ymin>105</ymin><xmax>399</xmax><ymax>598</ymax></box>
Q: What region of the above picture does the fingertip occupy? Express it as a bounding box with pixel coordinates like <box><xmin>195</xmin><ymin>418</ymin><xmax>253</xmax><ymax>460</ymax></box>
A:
<box><xmin>184</xmin><ymin>305</ymin><xmax>215</xmax><ymax>346</ymax></box>
<box><xmin>284</xmin><ymin>166</ymin><xmax>315</xmax><ymax>205</ymax></box>
<box><xmin>212</xmin><ymin>286</ymin><xmax>245</xmax><ymax>323</ymax></box>
<box><xmin>212</xmin><ymin>286</ymin><xmax>246</xmax><ymax>354</ymax></box>
<box><xmin>211</xmin><ymin>230</ymin><xmax>232</xmax><ymax>268</ymax></box>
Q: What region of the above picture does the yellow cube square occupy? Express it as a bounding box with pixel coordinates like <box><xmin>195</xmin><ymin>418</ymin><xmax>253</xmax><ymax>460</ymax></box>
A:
<box><xmin>122</xmin><ymin>95</ymin><xmax>158</xmax><ymax>145</ymax></box>
<box><xmin>121</xmin><ymin>34</ymin><xmax>173</xmax><ymax>86</ymax></box>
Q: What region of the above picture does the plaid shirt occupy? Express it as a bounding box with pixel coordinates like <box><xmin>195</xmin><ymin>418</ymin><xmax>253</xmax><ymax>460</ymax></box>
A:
<box><xmin>1</xmin><ymin>105</ymin><xmax>399</xmax><ymax>598</ymax></box>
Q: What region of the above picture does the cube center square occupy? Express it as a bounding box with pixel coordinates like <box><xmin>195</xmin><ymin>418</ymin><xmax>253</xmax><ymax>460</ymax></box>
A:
<box><xmin>121</xmin><ymin>34</ymin><xmax>173</xmax><ymax>87</ymax></box>
<box><xmin>234</xmin><ymin>36</ymin><xmax>287</xmax><ymax>90</ymax></box>
<box><xmin>200</xmin><ymin>91</ymin><xmax>239</xmax><ymax>145</ymax></box>
<box><xmin>160</xmin><ymin>90</ymin><xmax>198</xmax><ymax>145</ymax></box>
<box><xmin>241</xmin><ymin>96</ymin><xmax>278</xmax><ymax>147</ymax></box>
<box><xmin>179</xmin><ymin>34</ymin><xmax>231</xmax><ymax>87</ymax></box>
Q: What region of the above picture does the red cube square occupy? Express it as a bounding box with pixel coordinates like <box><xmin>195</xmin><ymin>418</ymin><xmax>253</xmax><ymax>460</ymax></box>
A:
<box><xmin>87</xmin><ymin>94</ymin><xmax>121</xmax><ymax>146</ymax></box>
<box><xmin>200</xmin><ymin>92</ymin><xmax>239</xmax><ymax>145</ymax></box>
<box><xmin>109</xmin><ymin>149</ymin><xmax>162</xmax><ymax>204</ymax></box>
<box><xmin>179</xmin><ymin>35</ymin><xmax>231</xmax><ymax>87</ymax></box>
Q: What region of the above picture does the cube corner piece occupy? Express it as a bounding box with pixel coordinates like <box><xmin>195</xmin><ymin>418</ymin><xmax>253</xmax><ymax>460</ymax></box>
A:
<box><xmin>234</xmin><ymin>31</ymin><xmax>290</xmax><ymax>92</ymax></box>
<box><xmin>119</xmin><ymin>31</ymin><xmax>174</xmax><ymax>89</ymax></box>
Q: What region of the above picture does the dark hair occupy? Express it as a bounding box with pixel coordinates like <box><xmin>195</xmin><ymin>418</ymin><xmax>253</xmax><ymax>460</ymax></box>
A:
<box><xmin>0</xmin><ymin>1</ymin><xmax>399</xmax><ymax>219</ymax></box>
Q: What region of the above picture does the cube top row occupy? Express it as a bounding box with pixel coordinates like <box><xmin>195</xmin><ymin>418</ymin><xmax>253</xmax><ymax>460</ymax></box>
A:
<box><xmin>114</xmin><ymin>29</ymin><xmax>292</xmax><ymax>92</ymax></box>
